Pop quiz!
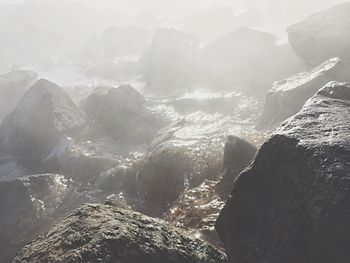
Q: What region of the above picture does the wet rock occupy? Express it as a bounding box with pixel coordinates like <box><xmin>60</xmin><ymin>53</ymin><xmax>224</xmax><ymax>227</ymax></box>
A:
<box><xmin>287</xmin><ymin>2</ymin><xmax>350</xmax><ymax>65</ymax></box>
<box><xmin>216</xmin><ymin>135</ymin><xmax>257</xmax><ymax>197</ymax></box>
<box><xmin>140</xmin><ymin>28</ymin><xmax>200</xmax><ymax>93</ymax></box>
<box><xmin>258</xmin><ymin>57</ymin><xmax>350</xmax><ymax>130</ymax></box>
<box><xmin>100</xmin><ymin>25</ymin><xmax>152</xmax><ymax>58</ymax></box>
<box><xmin>13</xmin><ymin>204</ymin><xmax>228</xmax><ymax>263</ymax></box>
<box><xmin>163</xmin><ymin>180</ymin><xmax>225</xmax><ymax>248</ymax></box>
<box><xmin>216</xmin><ymin>81</ymin><xmax>350</xmax><ymax>263</ymax></box>
<box><xmin>199</xmin><ymin>28</ymin><xmax>305</xmax><ymax>94</ymax></box>
<box><xmin>81</xmin><ymin>84</ymin><xmax>165</xmax><ymax>143</ymax></box>
<box><xmin>0</xmin><ymin>79</ymin><xmax>85</xmax><ymax>170</ymax></box>
<box><xmin>0</xmin><ymin>70</ymin><xmax>38</xmax><ymax>122</ymax></box>
<box><xmin>0</xmin><ymin>174</ymin><xmax>70</xmax><ymax>263</ymax></box>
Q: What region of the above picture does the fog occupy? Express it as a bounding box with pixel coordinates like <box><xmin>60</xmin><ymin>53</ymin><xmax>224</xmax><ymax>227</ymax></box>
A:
<box><xmin>1</xmin><ymin>0</ymin><xmax>350</xmax><ymax>262</ymax></box>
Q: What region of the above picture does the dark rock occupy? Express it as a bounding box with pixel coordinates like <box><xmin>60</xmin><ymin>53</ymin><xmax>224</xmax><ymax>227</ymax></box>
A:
<box><xmin>140</xmin><ymin>28</ymin><xmax>200</xmax><ymax>93</ymax></box>
<box><xmin>216</xmin><ymin>135</ymin><xmax>257</xmax><ymax>197</ymax></box>
<box><xmin>13</xmin><ymin>204</ymin><xmax>228</xmax><ymax>263</ymax></box>
<box><xmin>216</xmin><ymin>81</ymin><xmax>350</xmax><ymax>263</ymax></box>
<box><xmin>199</xmin><ymin>28</ymin><xmax>305</xmax><ymax>94</ymax></box>
<box><xmin>0</xmin><ymin>79</ymin><xmax>85</xmax><ymax>169</ymax></box>
<box><xmin>258</xmin><ymin>57</ymin><xmax>350</xmax><ymax>130</ymax></box>
<box><xmin>0</xmin><ymin>174</ymin><xmax>70</xmax><ymax>263</ymax></box>
<box><xmin>287</xmin><ymin>2</ymin><xmax>350</xmax><ymax>65</ymax></box>
<box><xmin>100</xmin><ymin>25</ymin><xmax>152</xmax><ymax>58</ymax></box>
<box><xmin>0</xmin><ymin>70</ymin><xmax>38</xmax><ymax>122</ymax></box>
<box><xmin>81</xmin><ymin>84</ymin><xmax>165</xmax><ymax>143</ymax></box>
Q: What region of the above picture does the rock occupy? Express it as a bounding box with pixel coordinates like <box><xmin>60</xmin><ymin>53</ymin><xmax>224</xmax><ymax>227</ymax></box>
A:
<box><xmin>81</xmin><ymin>84</ymin><xmax>165</xmax><ymax>143</ymax></box>
<box><xmin>199</xmin><ymin>28</ymin><xmax>305</xmax><ymax>94</ymax></box>
<box><xmin>216</xmin><ymin>81</ymin><xmax>350</xmax><ymax>263</ymax></box>
<box><xmin>13</xmin><ymin>204</ymin><xmax>228</xmax><ymax>263</ymax></box>
<box><xmin>0</xmin><ymin>174</ymin><xmax>70</xmax><ymax>262</ymax></box>
<box><xmin>258</xmin><ymin>57</ymin><xmax>350</xmax><ymax>130</ymax></box>
<box><xmin>287</xmin><ymin>2</ymin><xmax>350</xmax><ymax>65</ymax></box>
<box><xmin>163</xmin><ymin>180</ymin><xmax>226</xmax><ymax>248</ymax></box>
<box><xmin>140</xmin><ymin>28</ymin><xmax>200</xmax><ymax>93</ymax></box>
<box><xmin>216</xmin><ymin>135</ymin><xmax>257</xmax><ymax>197</ymax></box>
<box><xmin>0</xmin><ymin>70</ymin><xmax>38</xmax><ymax>122</ymax></box>
<box><xmin>0</xmin><ymin>79</ymin><xmax>85</xmax><ymax>170</ymax></box>
<box><xmin>100</xmin><ymin>25</ymin><xmax>152</xmax><ymax>58</ymax></box>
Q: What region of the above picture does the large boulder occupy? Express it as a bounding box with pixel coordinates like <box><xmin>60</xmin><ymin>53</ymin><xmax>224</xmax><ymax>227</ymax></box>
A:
<box><xmin>287</xmin><ymin>2</ymin><xmax>350</xmax><ymax>65</ymax></box>
<box><xmin>0</xmin><ymin>79</ymin><xmax>85</xmax><ymax>169</ymax></box>
<box><xmin>140</xmin><ymin>28</ymin><xmax>200</xmax><ymax>93</ymax></box>
<box><xmin>13</xmin><ymin>204</ymin><xmax>228</xmax><ymax>263</ymax></box>
<box><xmin>0</xmin><ymin>70</ymin><xmax>38</xmax><ymax>122</ymax></box>
<box><xmin>199</xmin><ymin>27</ymin><xmax>306</xmax><ymax>94</ymax></box>
<box><xmin>257</xmin><ymin>57</ymin><xmax>350</xmax><ymax>130</ymax></box>
<box><xmin>216</xmin><ymin>81</ymin><xmax>350</xmax><ymax>263</ymax></box>
<box><xmin>81</xmin><ymin>84</ymin><xmax>165</xmax><ymax>143</ymax></box>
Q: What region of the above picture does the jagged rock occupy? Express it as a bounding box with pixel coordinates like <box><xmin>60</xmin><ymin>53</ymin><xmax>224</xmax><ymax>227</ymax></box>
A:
<box><xmin>140</xmin><ymin>28</ymin><xmax>200</xmax><ymax>93</ymax></box>
<box><xmin>216</xmin><ymin>81</ymin><xmax>350</xmax><ymax>263</ymax></box>
<box><xmin>81</xmin><ymin>84</ymin><xmax>165</xmax><ymax>143</ymax></box>
<box><xmin>258</xmin><ymin>57</ymin><xmax>350</xmax><ymax>130</ymax></box>
<box><xmin>199</xmin><ymin>28</ymin><xmax>305</xmax><ymax>94</ymax></box>
<box><xmin>13</xmin><ymin>204</ymin><xmax>228</xmax><ymax>263</ymax></box>
<box><xmin>0</xmin><ymin>174</ymin><xmax>70</xmax><ymax>263</ymax></box>
<box><xmin>216</xmin><ymin>135</ymin><xmax>257</xmax><ymax>197</ymax></box>
<box><xmin>0</xmin><ymin>79</ymin><xmax>85</xmax><ymax>169</ymax></box>
<box><xmin>287</xmin><ymin>2</ymin><xmax>350</xmax><ymax>65</ymax></box>
<box><xmin>0</xmin><ymin>70</ymin><xmax>38</xmax><ymax>122</ymax></box>
<box><xmin>100</xmin><ymin>25</ymin><xmax>152</xmax><ymax>58</ymax></box>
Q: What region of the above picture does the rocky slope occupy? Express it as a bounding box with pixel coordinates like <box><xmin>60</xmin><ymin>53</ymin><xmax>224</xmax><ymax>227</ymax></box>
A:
<box><xmin>13</xmin><ymin>204</ymin><xmax>228</xmax><ymax>263</ymax></box>
<box><xmin>216</xmin><ymin>81</ymin><xmax>350</xmax><ymax>263</ymax></box>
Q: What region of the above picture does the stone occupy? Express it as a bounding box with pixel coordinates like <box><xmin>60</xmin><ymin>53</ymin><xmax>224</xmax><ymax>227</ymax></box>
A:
<box><xmin>13</xmin><ymin>204</ymin><xmax>228</xmax><ymax>263</ymax></box>
<box><xmin>216</xmin><ymin>81</ymin><xmax>350</xmax><ymax>263</ymax></box>
<box><xmin>257</xmin><ymin>57</ymin><xmax>350</xmax><ymax>130</ymax></box>
<box><xmin>287</xmin><ymin>2</ymin><xmax>350</xmax><ymax>65</ymax></box>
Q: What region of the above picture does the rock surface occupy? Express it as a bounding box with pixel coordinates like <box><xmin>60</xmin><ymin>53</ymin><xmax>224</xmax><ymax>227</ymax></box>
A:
<box><xmin>0</xmin><ymin>70</ymin><xmax>38</xmax><ymax>122</ymax></box>
<box><xmin>216</xmin><ymin>81</ymin><xmax>350</xmax><ymax>263</ymax></box>
<box><xmin>216</xmin><ymin>135</ymin><xmax>257</xmax><ymax>197</ymax></box>
<box><xmin>0</xmin><ymin>79</ymin><xmax>85</xmax><ymax>169</ymax></box>
<box><xmin>287</xmin><ymin>2</ymin><xmax>350</xmax><ymax>65</ymax></box>
<box><xmin>13</xmin><ymin>204</ymin><xmax>228</xmax><ymax>263</ymax></box>
<box><xmin>199</xmin><ymin>28</ymin><xmax>305</xmax><ymax>93</ymax></box>
<box><xmin>258</xmin><ymin>57</ymin><xmax>350</xmax><ymax>130</ymax></box>
<box><xmin>140</xmin><ymin>28</ymin><xmax>200</xmax><ymax>93</ymax></box>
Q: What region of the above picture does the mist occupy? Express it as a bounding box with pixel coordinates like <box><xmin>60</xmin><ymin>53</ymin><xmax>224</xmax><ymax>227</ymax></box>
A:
<box><xmin>1</xmin><ymin>0</ymin><xmax>350</xmax><ymax>262</ymax></box>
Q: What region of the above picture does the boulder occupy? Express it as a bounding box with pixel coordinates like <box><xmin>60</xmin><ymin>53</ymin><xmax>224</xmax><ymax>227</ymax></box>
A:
<box><xmin>216</xmin><ymin>135</ymin><xmax>257</xmax><ymax>197</ymax></box>
<box><xmin>140</xmin><ymin>28</ymin><xmax>200</xmax><ymax>93</ymax></box>
<box><xmin>258</xmin><ymin>57</ymin><xmax>350</xmax><ymax>130</ymax></box>
<box><xmin>199</xmin><ymin>28</ymin><xmax>305</xmax><ymax>94</ymax></box>
<box><xmin>13</xmin><ymin>204</ymin><xmax>228</xmax><ymax>263</ymax></box>
<box><xmin>0</xmin><ymin>79</ymin><xmax>85</xmax><ymax>169</ymax></box>
<box><xmin>100</xmin><ymin>25</ymin><xmax>152</xmax><ymax>58</ymax></box>
<box><xmin>81</xmin><ymin>84</ymin><xmax>165</xmax><ymax>143</ymax></box>
<box><xmin>287</xmin><ymin>2</ymin><xmax>350</xmax><ymax>65</ymax></box>
<box><xmin>0</xmin><ymin>174</ymin><xmax>70</xmax><ymax>262</ymax></box>
<box><xmin>0</xmin><ymin>70</ymin><xmax>38</xmax><ymax>122</ymax></box>
<box><xmin>216</xmin><ymin>81</ymin><xmax>350</xmax><ymax>263</ymax></box>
